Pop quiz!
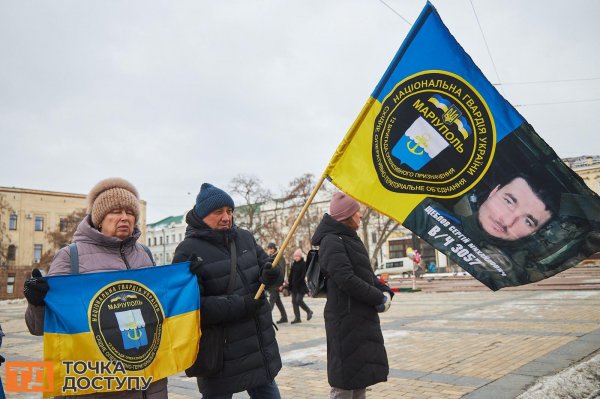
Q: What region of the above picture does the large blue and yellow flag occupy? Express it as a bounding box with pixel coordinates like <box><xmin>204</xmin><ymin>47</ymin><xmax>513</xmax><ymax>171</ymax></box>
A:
<box><xmin>326</xmin><ymin>2</ymin><xmax>599</xmax><ymax>290</ymax></box>
<box><xmin>43</xmin><ymin>262</ymin><xmax>200</xmax><ymax>397</ymax></box>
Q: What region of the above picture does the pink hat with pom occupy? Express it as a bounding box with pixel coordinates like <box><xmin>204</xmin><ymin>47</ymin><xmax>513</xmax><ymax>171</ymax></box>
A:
<box><xmin>293</xmin><ymin>248</ymin><xmax>303</xmax><ymax>258</ymax></box>
<box><xmin>329</xmin><ymin>191</ymin><xmax>360</xmax><ymax>222</ymax></box>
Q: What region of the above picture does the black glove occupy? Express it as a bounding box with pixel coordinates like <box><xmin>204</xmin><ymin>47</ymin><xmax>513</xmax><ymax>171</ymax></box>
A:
<box><xmin>0</xmin><ymin>354</ymin><xmax>4</xmax><ymax>366</ymax></box>
<box><xmin>188</xmin><ymin>253</ymin><xmax>203</xmax><ymax>276</ymax></box>
<box><xmin>243</xmin><ymin>293</ymin><xmax>266</xmax><ymax>317</ymax></box>
<box><xmin>261</xmin><ymin>262</ymin><xmax>281</xmax><ymax>288</ymax></box>
<box><xmin>23</xmin><ymin>268</ymin><xmax>49</xmax><ymax>307</ymax></box>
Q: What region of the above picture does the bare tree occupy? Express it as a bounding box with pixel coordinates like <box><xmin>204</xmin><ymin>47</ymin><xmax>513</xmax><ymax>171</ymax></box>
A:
<box><xmin>285</xmin><ymin>174</ymin><xmax>315</xmax><ymax>201</ymax></box>
<box><xmin>229</xmin><ymin>174</ymin><xmax>275</xmax><ymax>244</ymax></box>
<box><xmin>360</xmin><ymin>207</ymin><xmax>400</xmax><ymax>269</ymax></box>
<box><xmin>267</xmin><ymin>174</ymin><xmax>402</xmax><ymax>270</ymax></box>
<box><xmin>0</xmin><ymin>194</ymin><xmax>13</xmax><ymax>264</ymax></box>
<box><xmin>39</xmin><ymin>208</ymin><xmax>87</xmax><ymax>269</ymax></box>
<box><xmin>282</xmin><ymin>173</ymin><xmax>323</xmax><ymax>256</ymax></box>
<box><xmin>252</xmin><ymin>195</ymin><xmax>290</xmax><ymax>252</ymax></box>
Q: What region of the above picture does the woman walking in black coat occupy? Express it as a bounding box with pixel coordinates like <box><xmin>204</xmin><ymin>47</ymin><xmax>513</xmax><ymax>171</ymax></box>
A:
<box><xmin>311</xmin><ymin>192</ymin><xmax>393</xmax><ymax>399</ymax></box>
<box><xmin>288</xmin><ymin>248</ymin><xmax>313</xmax><ymax>324</ymax></box>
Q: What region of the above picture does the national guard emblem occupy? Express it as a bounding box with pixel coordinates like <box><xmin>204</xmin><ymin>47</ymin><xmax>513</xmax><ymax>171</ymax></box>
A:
<box><xmin>89</xmin><ymin>281</ymin><xmax>164</xmax><ymax>371</ymax></box>
<box><xmin>371</xmin><ymin>70</ymin><xmax>495</xmax><ymax>197</ymax></box>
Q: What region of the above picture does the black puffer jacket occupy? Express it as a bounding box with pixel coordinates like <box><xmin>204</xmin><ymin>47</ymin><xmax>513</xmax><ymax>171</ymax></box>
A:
<box><xmin>289</xmin><ymin>259</ymin><xmax>308</xmax><ymax>295</ymax></box>
<box><xmin>173</xmin><ymin>211</ymin><xmax>281</xmax><ymax>395</ymax></box>
<box><xmin>311</xmin><ymin>213</ymin><xmax>391</xmax><ymax>390</ymax></box>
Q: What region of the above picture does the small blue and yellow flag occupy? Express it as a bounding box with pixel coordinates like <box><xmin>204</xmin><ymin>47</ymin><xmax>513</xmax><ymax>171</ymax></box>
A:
<box><xmin>325</xmin><ymin>2</ymin><xmax>600</xmax><ymax>290</ymax></box>
<box><xmin>43</xmin><ymin>262</ymin><xmax>200</xmax><ymax>397</ymax></box>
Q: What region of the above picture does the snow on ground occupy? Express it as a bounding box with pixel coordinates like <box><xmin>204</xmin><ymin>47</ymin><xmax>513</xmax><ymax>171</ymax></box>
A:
<box><xmin>0</xmin><ymin>298</ymin><xmax>26</xmax><ymax>305</ymax></box>
<box><xmin>517</xmin><ymin>354</ymin><xmax>600</xmax><ymax>399</ymax></box>
<box><xmin>532</xmin><ymin>291</ymin><xmax>600</xmax><ymax>300</ymax></box>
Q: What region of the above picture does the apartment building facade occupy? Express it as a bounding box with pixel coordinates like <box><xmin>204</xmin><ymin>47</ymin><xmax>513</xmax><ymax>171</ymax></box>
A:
<box><xmin>563</xmin><ymin>155</ymin><xmax>600</xmax><ymax>195</ymax></box>
<box><xmin>146</xmin><ymin>215</ymin><xmax>186</xmax><ymax>265</ymax></box>
<box><xmin>0</xmin><ymin>186</ymin><xmax>148</xmax><ymax>299</ymax></box>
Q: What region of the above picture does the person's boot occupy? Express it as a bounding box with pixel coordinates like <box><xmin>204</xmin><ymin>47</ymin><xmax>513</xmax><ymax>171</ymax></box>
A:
<box><xmin>307</xmin><ymin>310</ymin><xmax>314</xmax><ymax>321</ymax></box>
<box><xmin>277</xmin><ymin>317</ymin><xmax>288</xmax><ymax>324</ymax></box>
<box><xmin>290</xmin><ymin>319</ymin><xmax>302</xmax><ymax>324</ymax></box>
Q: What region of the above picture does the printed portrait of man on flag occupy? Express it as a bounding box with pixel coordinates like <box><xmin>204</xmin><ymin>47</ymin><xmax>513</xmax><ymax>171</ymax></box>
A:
<box><xmin>403</xmin><ymin>123</ymin><xmax>599</xmax><ymax>290</ymax></box>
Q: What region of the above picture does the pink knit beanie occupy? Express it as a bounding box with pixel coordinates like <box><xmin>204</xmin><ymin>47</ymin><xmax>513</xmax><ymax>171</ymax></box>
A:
<box><xmin>293</xmin><ymin>248</ymin><xmax>303</xmax><ymax>258</ymax></box>
<box><xmin>329</xmin><ymin>192</ymin><xmax>360</xmax><ymax>222</ymax></box>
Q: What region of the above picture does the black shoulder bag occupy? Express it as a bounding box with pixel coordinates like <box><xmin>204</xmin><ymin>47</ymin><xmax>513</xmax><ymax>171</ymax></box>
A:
<box><xmin>306</xmin><ymin>248</ymin><xmax>326</xmax><ymax>298</ymax></box>
<box><xmin>306</xmin><ymin>235</ymin><xmax>349</xmax><ymax>298</ymax></box>
<box><xmin>185</xmin><ymin>240</ymin><xmax>238</xmax><ymax>377</ymax></box>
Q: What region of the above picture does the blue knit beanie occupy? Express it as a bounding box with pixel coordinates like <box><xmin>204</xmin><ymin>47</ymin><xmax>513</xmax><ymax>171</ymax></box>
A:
<box><xmin>194</xmin><ymin>183</ymin><xmax>235</xmax><ymax>219</ymax></box>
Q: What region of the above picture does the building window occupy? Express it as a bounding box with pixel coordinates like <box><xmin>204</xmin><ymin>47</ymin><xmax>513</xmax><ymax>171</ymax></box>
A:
<box><xmin>172</xmin><ymin>234</ymin><xmax>175</xmax><ymax>243</ymax></box>
<box><xmin>153</xmin><ymin>237</ymin><xmax>157</xmax><ymax>246</ymax></box>
<box><xmin>371</xmin><ymin>232</ymin><xmax>377</xmax><ymax>244</ymax></box>
<box><xmin>159</xmin><ymin>236</ymin><xmax>163</xmax><ymax>245</ymax></box>
<box><xmin>9</xmin><ymin>213</ymin><xmax>17</xmax><ymax>230</ymax></box>
<box><xmin>35</xmin><ymin>216</ymin><xmax>44</xmax><ymax>231</ymax></box>
<box><xmin>148</xmin><ymin>238</ymin><xmax>152</xmax><ymax>246</ymax></box>
<box><xmin>388</xmin><ymin>240</ymin><xmax>408</xmax><ymax>259</ymax></box>
<box><xmin>7</xmin><ymin>245</ymin><xmax>16</xmax><ymax>261</ymax></box>
<box><xmin>166</xmin><ymin>236</ymin><xmax>169</xmax><ymax>244</ymax></box>
<box><xmin>7</xmin><ymin>274</ymin><xmax>15</xmax><ymax>294</ymax></box>
<box><xmin>417</xmin><ymin>238</ymin><xmax>435</xmax><ymax>264</ymax></box>
<box><xmin>59</xmin><ymin>217</ymin><xmax>68</xmax><ymax>232</ymax></box>
<box><xmin>33</xmin><ymin>244</ymin><xmax>43</xmax><ymax>262</ymax></box>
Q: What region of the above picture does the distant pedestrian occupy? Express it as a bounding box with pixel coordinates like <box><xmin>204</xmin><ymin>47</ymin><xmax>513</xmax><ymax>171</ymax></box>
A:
<box><xmin>288</xmin><ymin>249</ymin><xmax>313</xmax><ymax>324</ymax></box>
<box><xmin>266</xmin><ymin>242</ymin><xmax>288</xmax><ymax>324</ymax></box>
<box><xmin>311</xmin><ymin>191</ymin><xmax>393</xmax><ymax>399</ymax></box>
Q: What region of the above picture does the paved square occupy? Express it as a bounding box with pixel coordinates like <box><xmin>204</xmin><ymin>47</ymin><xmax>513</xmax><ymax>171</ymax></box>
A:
<box><xmin>1</xmin><ymin>289</ymin><xmax>599</xmax><ymax>398</ymax></box>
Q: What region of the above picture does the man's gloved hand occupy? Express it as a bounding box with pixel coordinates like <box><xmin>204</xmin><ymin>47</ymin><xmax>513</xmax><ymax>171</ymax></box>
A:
<box><xmin>261</xmin><ymin>262</ymin><xmax>281</xmax><ymax>288</ymax></box>
<box><xmin>23</xmin><ymin>268</ymin><xmax>49</xmax><ymax>307</ymax></box>
<box><xmin>243</xmin><ymin>293</ymin><xmax>267</xmax><ymax>317</ymax></box>
<box><xmin>375</xmin><ymin>292</ymin><xmax>392</xmax><ymax>313</ymax></box>
<box><xmin>188</xmin><ymin>253</ymin><xmax>203</xmax><ymax>276</ymax></box>
<box><xmin>0</xmin><ymin>354</ymin><xmax>5</xmax><ymax>366</ymax></box>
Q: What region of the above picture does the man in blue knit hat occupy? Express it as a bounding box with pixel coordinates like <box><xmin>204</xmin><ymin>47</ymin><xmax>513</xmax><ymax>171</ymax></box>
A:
<box><xmin>173</xmin><ymin>183</ymin><xmax>282</xmax><ymax>399</ymax></box>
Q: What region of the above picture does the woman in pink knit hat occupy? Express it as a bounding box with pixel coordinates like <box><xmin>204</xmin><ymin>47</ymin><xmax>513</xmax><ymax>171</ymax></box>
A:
<box><xmin>288</xmin><ymin>248</ymin><xmax>313</xmax><ymax>324</ymax></box>
<box><xmin>311</xmin><ymin>191</ymin><xmax>393</xmax><ymax>399</ymax></box>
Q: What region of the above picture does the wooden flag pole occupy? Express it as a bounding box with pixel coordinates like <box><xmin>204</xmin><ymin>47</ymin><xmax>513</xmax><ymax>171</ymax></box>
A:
<box><xmin>254</xmin><ymin>174</ymin><xmax>327</xmax><ymax>300</ymax></box>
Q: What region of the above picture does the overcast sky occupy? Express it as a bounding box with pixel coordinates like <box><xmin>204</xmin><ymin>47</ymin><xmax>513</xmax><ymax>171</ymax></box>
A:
<box><xmin>1</xmin><ymin>0</ymin><xmax>598</xmax><ymax>223</ymax></box>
